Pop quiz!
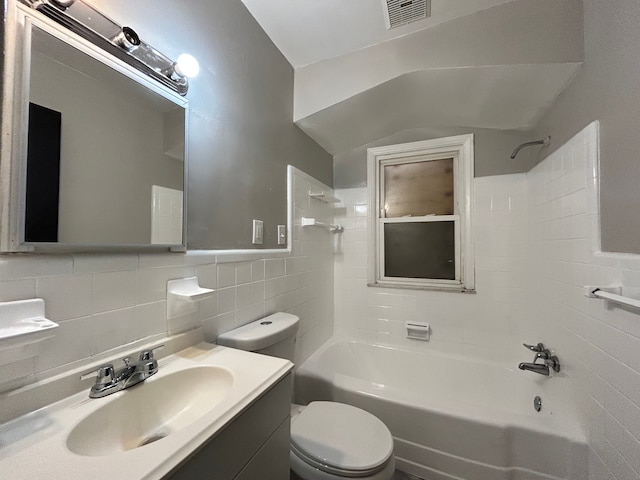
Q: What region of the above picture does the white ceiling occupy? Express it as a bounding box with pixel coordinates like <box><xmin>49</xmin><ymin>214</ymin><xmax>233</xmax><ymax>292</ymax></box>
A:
<box><xmin>241</xmin><ymin>0</ymin><xmax>518</xmax><ymax>67</ymax></box>
<box><xmin>240</xmin><ymin>0</ymin><xmax>584</xmax><ymax>156</ymax></box>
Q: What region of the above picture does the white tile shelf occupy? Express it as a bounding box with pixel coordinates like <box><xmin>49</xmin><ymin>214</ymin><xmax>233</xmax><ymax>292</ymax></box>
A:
<box><xmin>0</xmin><ymin>298</ymin><xmax>58</xmax><ymax>368</ymax></box>
<box><xmin>166</xmin><ymin>276</ymin><xmax>215</xmax><ymax>319</ymax></box>
<box><xmin>308</xmin><ymin>190</ymin><xmax>341</xmax><ymax>203</ymax></box>
<box><xmin>167</xmin><ymin>277</ymin><xmax>214</xmax><ymax>300</ymax></box>
<box><xmin>301</xmin><ymin>217</ymin><xmax>344</xmax><ymax>233</ymax></box>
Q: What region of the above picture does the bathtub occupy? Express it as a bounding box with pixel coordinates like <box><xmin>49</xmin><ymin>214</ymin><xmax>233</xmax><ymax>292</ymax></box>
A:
<box><xmin>294</xmin><ymin>338</ymin><xmax>587</xmax><ymax>480</ymax></box>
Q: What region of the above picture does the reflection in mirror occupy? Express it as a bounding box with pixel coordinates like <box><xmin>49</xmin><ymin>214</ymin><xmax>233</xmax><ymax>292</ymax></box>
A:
<box><xmin>24</xmin><ymin>23</ymin><xmax>186</xmax><ymax>247</ymax></box>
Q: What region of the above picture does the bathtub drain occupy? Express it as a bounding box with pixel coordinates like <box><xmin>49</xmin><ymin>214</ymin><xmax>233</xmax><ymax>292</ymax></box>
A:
<box><xmin>533</xmin><ymin>396</ymin><xmax>543</xmax><ymax>412</ymax></box>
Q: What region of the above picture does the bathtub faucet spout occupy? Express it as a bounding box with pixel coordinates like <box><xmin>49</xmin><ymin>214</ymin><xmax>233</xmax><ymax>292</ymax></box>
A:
<box><xmin>518</xmin><ymin>362</ymin><xmax>550</xmax><ymax>376</ymax></box>
<box><xmin>518</xmin><ymin>342</ymin><xmax>561</xmax><ymax>376</ymax></box>
<box><xmin>518</xmin><ymin>358</ymin><xmax>561</xmax><ymax>376</ymax></box>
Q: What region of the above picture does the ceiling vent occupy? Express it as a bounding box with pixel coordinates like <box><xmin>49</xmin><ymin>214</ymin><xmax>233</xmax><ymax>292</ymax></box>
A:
<box><xmin>383</xmin><ymin>0</ymin><xmax>431</xmax><ymax>29</ymax></box>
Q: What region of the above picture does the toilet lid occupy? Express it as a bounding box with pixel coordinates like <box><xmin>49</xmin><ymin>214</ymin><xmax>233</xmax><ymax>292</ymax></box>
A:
<box><xmin>290</xmin><ymin>402</ymin><xmax>394</xmax><ymax>475</ymax></box>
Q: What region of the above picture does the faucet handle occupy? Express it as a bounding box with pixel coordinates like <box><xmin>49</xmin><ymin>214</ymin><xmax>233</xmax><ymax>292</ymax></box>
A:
<box><xmin>139</xmin><ymin>344</ymin><xmax>165</xmax><ymax>362</ymax></box>
<box><xmin>523</xmin><ymin>343</ymin><xmax>546</xmax><ymax>353</ymax></box>
<box><xmin>532</xmin><ymin>349</ymin><xmax>552</xmax><ymax>362</ymax></box>
<box><xmin>80</xmin><ymin>364</ymin><xmax>115</xmax><ymax>386</ymax></box>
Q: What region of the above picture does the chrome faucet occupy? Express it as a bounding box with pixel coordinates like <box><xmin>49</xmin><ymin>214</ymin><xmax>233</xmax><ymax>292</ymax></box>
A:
<box><xmin>81</xmin><ymin>345</ymin><xmax>163</xmax><ymax>398</ymax></box>
<box><xmin>519</xmin><ymin>361</ymin><xmax>554</xmax><ymax>376</ymax></box>
<box><xmin>518</xmin><ymin>343</ymin><xmax>561</xmax><ymax>376</ymax></box>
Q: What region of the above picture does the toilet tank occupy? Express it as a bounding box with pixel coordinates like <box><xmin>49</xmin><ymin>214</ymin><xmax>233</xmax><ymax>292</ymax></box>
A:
<box><xmin>216</xmin><ymin>312</ymin><xmax>300</xmax><ymax>363</ymax></box>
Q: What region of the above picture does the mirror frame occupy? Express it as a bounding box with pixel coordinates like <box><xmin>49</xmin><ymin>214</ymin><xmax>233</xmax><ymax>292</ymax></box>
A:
<box><xmin>1</xmin><ymin>0</ymin><xmax>189</xmax><ymax>252</ymax></box>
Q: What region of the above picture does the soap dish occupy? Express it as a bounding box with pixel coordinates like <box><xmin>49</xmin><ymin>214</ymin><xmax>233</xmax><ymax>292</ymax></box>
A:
<box><xmin>0</xmin><ymin>299</ymin><xmax>58</xmax><ymax>359</ymax></box>
<box><xmin>167</xmin><ymin>277</ymin><xmax>215</xmax><ymax>300</ymax></box>
<box><xmin>167</xmin><ymin>277</ymin><xmax>215</xmax><ymax>319</ymax></box>
<box><xmin>0</xmin><ymin>316</ymin><xmax>58</xmax><ymax>348</ymax></box>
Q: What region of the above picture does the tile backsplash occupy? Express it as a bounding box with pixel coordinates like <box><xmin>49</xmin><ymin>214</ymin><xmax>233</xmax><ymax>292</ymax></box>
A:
<box><xmin>0</xmin><ymin>167</ymin><xmax>333</xmax><ymax>392</ymax></box>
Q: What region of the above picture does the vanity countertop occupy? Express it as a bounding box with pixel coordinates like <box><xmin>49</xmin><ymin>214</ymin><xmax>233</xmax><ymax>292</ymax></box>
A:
<box><xmin>0</xmin><ymin>343</ymin><xmax>293</xmax><ymax>480</ymax></box>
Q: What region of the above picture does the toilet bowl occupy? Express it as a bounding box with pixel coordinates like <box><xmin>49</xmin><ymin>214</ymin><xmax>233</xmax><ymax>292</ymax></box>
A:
<box><xmin>290</xmin><ymin>401</ymin><xmax>395</xmax><ymax>480</ymax></box>
<box><xmin>217</xmin><ymin>313</ymin><xmax>395</xmax><ymax>480</ymax></box>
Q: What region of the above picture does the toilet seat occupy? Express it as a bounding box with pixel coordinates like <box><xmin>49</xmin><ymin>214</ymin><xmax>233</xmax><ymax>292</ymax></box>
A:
<box><xmin>290</xmin><ymin>402</ymin><xmax>394</xmax><ymax>478</ymax></box>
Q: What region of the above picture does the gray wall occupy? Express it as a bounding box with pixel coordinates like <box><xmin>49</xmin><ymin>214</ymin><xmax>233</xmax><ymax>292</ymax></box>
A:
<box><xmin>1</xmin><ymin>3</ymin><xmax>4</xmax><ymax>136</ymax></box>
<box><xmin>532</xmin><ymin>0</ymin><xmax>640</xmax><ymax>254</ymax></box>
<box><xmin>334</xmin><ymin>127</ymin><xmax>535</xmax><ymax>188</ymax></box>
<box><xmin>2</xmin><ymin>0</ymin><xmax>332</xmax><ymax>250</ymax></box>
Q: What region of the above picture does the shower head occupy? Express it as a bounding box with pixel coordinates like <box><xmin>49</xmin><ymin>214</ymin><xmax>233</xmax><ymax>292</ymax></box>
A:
<box><xmin>510</xmin><ymin>136</ymin><xmax>551</xmax><ymax>160</ymax></box>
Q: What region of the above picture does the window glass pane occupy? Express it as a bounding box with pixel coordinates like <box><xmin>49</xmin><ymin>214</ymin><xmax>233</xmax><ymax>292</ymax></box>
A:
<box><xmin>384</xmin><ymin>222</ymin><xmax>455</xmax><ymax>280</ymax></box>
<box><xmin>383</xmin><ymin>158</ymin><xmax>454</xmax><ymax>217</ymax></box>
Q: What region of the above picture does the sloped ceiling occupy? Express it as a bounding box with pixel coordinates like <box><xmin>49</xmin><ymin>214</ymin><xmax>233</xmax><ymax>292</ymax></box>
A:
<box><xmin>244</xmin><ymin>0</ymin><xmax>584</xmax><ymax>156</ymax></box>
<box><xmin>241</xmin><ymin>0</ymin><xmax>518</xmax><ymax>67</ymax></box>
<box><xmin>298</xmin><ymin>63</ymin><xmax>581</xmax><ymax>154</ymax></box>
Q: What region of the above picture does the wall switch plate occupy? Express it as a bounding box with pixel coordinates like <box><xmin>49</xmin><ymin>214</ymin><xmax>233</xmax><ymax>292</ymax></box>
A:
<box><xmin>252</xmin><ymin>219</ymin><xmax>263</xmax><ymax>245</ymax></box>
<box><xmin>277</xmin><ymin>225</ymin><xmax>286</xmax><ymax>245</ymax></box>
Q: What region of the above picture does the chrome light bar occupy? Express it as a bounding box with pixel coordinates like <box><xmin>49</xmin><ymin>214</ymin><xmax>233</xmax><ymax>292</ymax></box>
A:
<box><xmin>22</xmin><ymin>0</ymin><xmax>190</xmax><ymax>95</ymax></box>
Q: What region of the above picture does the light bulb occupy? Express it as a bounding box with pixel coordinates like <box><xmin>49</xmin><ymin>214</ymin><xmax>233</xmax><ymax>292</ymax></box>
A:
<box><xmin>53</xmin><ymin>0</ymin><xmax>76</xmax><ymax>7</ymax></box>
<box><xmin>174</xmin><ymin>54</ymin><xmax>200</xmax><ymax>79</ymax></box>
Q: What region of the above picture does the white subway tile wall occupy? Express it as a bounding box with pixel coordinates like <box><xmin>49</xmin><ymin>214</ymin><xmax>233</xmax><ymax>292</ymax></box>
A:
<box><xmin>334</xmin><ymin>172</ymin><xmax>530</xmax><ymax>363</ymax></box>
<box><xmin>0</xmin><ymin>167</ymin><xmax>333</xmax><ymax>390</ymax></box>
<box><xmin>527</xmin><ymin>122</ymin><xmax>640</xmax><ymax>480</ymax></box>
<box><xmin>335</xmin><ymin>122</ymin><xmax>640</xmax><ymax>480</ymax></box>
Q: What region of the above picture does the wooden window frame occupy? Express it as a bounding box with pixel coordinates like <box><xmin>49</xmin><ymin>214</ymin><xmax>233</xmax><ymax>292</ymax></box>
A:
<box><xmin>367</xmin><ymin>135</ymin><xmax>475</xmax><ymax>292</ymax></box>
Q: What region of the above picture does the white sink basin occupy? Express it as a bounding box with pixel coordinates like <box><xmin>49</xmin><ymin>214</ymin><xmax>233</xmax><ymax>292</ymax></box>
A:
<box><xmin>0</xmin><ymin>343</ymin><xmax>292</xmax><ymax>480</ymax></box>
<box><xmin>66</xmin><ymin>366</ymin><xmax>234</xmax><ymax>456</ymax></box>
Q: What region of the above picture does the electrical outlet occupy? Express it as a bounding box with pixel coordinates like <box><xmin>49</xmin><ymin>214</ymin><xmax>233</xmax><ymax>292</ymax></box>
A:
<box><xmin>277</xmin><ymin>225</ymin><xmax>286</xmax><ymax>245</ymax></box>
<box><xmin>252</xmin><ymin>219</ymin><xmax>263</xmax><ymax>245</ymax></box>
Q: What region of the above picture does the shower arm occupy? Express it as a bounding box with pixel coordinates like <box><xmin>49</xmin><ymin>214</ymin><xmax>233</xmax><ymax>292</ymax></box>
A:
<box><xmin>510</xmin><ymin>136</ymin><xmax>551</xmax><ymax>159</ymax></box>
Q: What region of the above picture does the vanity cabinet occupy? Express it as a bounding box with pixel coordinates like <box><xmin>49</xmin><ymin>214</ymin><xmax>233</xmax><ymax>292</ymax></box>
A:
<box><xmin>166</xmin><ymin>373</ymin><xmax>292</xmax><ymax>480</ymax></box>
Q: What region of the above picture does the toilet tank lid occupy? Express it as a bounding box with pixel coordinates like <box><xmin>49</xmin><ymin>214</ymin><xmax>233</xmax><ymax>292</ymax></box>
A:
<box><xmin>216</xmin><ymin>312</ymin><xmax>300</xmax><ymax>351</ymax></box>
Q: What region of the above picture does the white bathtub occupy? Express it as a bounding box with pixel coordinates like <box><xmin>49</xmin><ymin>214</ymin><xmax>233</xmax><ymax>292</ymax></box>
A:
<box><xmin>294</xmin><ymin>338</ymin><xmax>587</xmax><ymax>480</ymax></box>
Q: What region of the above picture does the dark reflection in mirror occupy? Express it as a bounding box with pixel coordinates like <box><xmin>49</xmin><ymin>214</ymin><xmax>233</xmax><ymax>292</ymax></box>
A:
<box><xmin>25</xmin><ymin>103</ymin><xmax>62</xmax><ymax>242</ymax></box>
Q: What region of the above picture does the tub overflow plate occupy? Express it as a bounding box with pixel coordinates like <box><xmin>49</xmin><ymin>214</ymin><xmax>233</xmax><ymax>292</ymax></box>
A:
<box><xmin>533</xmin><ymin>396</ymin><xmax>543</xmax><ymax>412</ymax></box>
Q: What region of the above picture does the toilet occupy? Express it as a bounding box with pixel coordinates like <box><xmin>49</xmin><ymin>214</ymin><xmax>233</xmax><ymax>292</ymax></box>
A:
<box><xmin>217</xmin><ymin>312</ymin><xmax>395</xmax><ymax>480</ymax></box>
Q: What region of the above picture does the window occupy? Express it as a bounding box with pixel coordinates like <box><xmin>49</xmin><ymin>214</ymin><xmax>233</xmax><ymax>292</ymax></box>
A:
<box><xmin>367</xmin><ymin>135</ymin><xmax>474</xmax><ymax>291</ymax></box>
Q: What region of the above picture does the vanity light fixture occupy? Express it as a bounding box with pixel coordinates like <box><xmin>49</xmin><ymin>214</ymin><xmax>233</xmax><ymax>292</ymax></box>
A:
<box><xmin>21</xmin><ymin>0</ymin><xmax>193</xmax><ymax>95</ymax></box>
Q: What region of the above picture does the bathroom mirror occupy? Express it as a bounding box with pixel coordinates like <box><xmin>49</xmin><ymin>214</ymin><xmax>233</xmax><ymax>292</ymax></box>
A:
<box><xmin>1</xmin><ymin>5</ymin><xmax>188</xmax><ymax>251</ymax></box>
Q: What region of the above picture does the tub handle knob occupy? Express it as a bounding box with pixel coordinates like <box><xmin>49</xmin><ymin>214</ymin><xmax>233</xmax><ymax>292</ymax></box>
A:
<box><xmin>523</xmin><ymin>342</ymin><xmax>546</xmax><ymax>353</ymax></box>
